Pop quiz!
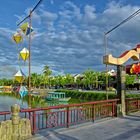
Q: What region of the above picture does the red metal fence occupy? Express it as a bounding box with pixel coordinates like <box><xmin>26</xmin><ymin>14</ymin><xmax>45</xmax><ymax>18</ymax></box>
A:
<box><xmin>126</xmin><ymin>98</ymin><xmax>140</xmax><ymax>113</ymax></box>
<box><xmin>0</xmin><ymin>99</ymin><xmax>118</xmax><ymax>134</ymax></box>
<box><xmin>0</xmin><ymin>111</ymin><xmax>11</xmax><ymax>121</ymax></box>
<box><xmin>20</xmin><ymin>99</ymin><xmax>118</xmax><ymax>133</ymax></box>
<box><xmin>1</xmin><ymin>98</ymin><xmax>140</xmax><ymax>134</ymax></box>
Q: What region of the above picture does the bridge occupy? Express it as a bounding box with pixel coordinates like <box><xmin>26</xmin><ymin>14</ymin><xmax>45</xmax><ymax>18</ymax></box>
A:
<box><xmin>0</xmin><ymin>98</ymin><xmax>139</xmax><ymax>140</ymax></box>
<box><xmin>32</xmin><ymin>111</ymin><xmax>140</xmax><ymax>140</ymax></box>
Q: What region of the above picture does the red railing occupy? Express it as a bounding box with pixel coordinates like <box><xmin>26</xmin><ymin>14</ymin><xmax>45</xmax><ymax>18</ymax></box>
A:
<box><xmin>126</xmin><ymin>98</ymin><xmax>140</xmax><ymax>113</ymax></box>
<box><xmin>20</xmin><ymin>99</ymin><xmax>118</xmax><ymax>134</ymax></box>
<box><xmin>1</xmin><ymin>98</ymin><xmax>140</xmax><ymax>134</ymax></box>
<box><xmin>0</xmin><ymin>111</ymin><xmax>11</xmax><ymax>121</ymax></box>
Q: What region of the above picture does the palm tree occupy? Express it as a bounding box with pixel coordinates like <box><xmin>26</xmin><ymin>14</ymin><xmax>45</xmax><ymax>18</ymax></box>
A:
<box><xmin>56</xmin><ymin>75</ymin><xmax>66</xmax><ymax>88</ymax></box>
<box><xmin>48</xmin><ymin>76</ymin><xmax>55</xmax><ymax>88</ymax></box>
<box><xmin>43</xmin><ymin>66</ymin><xmax>52</xmax><ymax>76</ymax></box>
<box><xmin>95</xmin><ymin>72</ymin><xmax>100</xmax><ymax>90</ymax></box>
<box><xmin>76</xmin><ymin>76</ymin><xmax>82</xmax><ymax>89</ymax></box>
<box><xmin>65</xmin><ymin>74</ymin><xmax>74</xmax><ymax>87</ymax></box>
<box><xmin>0</xmin><ymin>78</ymin><xmax>13</xmax><ymax>86</ymax></box>
<box><xmin>43</xmin><ymin>66</ymin><xmax>52</xmax><ymax>88</ymax></box>
<box><xmin>82</xmin><ymin>69</ymin><xmax>96</xmax><ymax>90</ymax></box>
<box><xmin>38</xmin><ymin>74</ymin><xmax>45</xmax><ymax>88</ymax></box>
<box><xmin>31</xmin><ymin>73</ymin><xmax>39</xmax><ymax>88</ymax></box>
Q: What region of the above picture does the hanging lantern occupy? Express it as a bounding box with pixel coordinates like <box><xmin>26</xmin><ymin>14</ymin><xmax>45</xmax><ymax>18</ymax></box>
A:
<box><xmin>138</xmin><ymin>63</ymin><xmax>140</xmax><ymax>73</ymax></box>
<box><xmin>12</xmin><ymin>32</ymin><xmax>23</xmax><ymax>44</ymax></box>
<box><xmin>26</xmin><ymin>27</ymin><xmax>34</xmax><ymax>36</ymax></box>
<box><xmin>20</xmin><ymin>22</ymin><xmax>29</xmax><ymax>34</ymax></box>
<box><xmin>20</xmin><ymin>22</ymin><xmax>33</xmax><ymax>35</ymax></box>
<box><xmin>130</xmin><ymin>68</ymin><xmax>133</xmax><ymax>74</ymax></box>
<box><xmin>19</xmin><ymin>86</ymin><xmax>28</xmax><ymax>98</ymax></box>
<box><xmin>14</xmin><ymin>69</ymin><xmax>25</xmax><ymax>83</ymax></box>
<box><xmin>130</xmin><ymin>63</ymin><xmax>140</xmax><ymax>75</ymax></box>
<box><xmin>20</xmin><ymin>48</ymin><xmax>29</xmax><ymax>61</ymax></box>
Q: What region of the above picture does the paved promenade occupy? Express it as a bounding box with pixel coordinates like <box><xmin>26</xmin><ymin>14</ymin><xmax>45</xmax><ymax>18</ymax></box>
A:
<box><xmin>28</xmin><ymin>111</ymin><xmax>140</xmax><ymax>140</ymax></box>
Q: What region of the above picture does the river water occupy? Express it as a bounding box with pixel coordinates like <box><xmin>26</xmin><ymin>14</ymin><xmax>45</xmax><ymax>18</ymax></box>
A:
<box><xmin>0</xmin><ymin>95</ymin><xmax>87</xmax><ymax>112</ymax></box>
<box><xmin>0</xmin><ymin>96</ymin><xmax>28</xmax><ymax>111</ymax></box>
<box><xmin>0</xmin><ymin>95</ymin><xmax>92</xmax><ymax>129</ymax></box>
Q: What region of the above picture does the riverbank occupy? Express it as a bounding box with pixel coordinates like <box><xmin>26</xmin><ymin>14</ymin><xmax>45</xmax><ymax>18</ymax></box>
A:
<box><xmin>56</xmin><ymin>89</ymin><xmax>140</xmax><ymax>100</ymax></box>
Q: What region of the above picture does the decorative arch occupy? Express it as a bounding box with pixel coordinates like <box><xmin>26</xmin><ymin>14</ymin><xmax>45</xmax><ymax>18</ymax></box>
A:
<box><xmin>103</xmin><ymin>44</ymin><xmax>140</xmax><ymax>116</ymax></box>
<box><xmin>103</xmin><ymin>44</ymin><xmax>140</xmax><ymax>65</ymax></box>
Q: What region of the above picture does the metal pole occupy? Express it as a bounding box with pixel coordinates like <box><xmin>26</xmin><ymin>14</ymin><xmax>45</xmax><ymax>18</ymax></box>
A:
<box><xmin>16</xmin><ymin>1</ymin><xmax>44</xmax><ymax>108</ymax></box>
<box><xmin>104</xmin><ymin>34</ymin><xmax>108</xmax><ymax>100</ymax></box>
<box><xmin>28</xmin><ymin>10</ymin><xmax>32</xmax><ymax>108</ymax></box>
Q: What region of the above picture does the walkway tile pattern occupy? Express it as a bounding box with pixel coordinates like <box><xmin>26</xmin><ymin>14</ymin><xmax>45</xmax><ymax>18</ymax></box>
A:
<box><xmin>27</xmin><ymin>112</ymin><xmax>140</xmax><ymax>140</ymax></box>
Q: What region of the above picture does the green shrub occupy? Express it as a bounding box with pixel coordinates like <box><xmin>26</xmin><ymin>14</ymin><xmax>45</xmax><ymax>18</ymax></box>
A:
<box><xmin>56</xmin><ymin>89</ymin><xmax>117</xmax><ymax>101</ymax></box>
<box><xmin>56</xmin><ymin>89</ymin><xmax>140</xmax><ymax>101</ymax></box>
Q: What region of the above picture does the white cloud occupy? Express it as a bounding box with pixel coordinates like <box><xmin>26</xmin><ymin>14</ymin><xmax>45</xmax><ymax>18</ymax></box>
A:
<box><xmin>32</xmin><ymin>1</ymin><xmax>140</xmax><ymax>73</ymax></box>
<box><xmin>59</xmin><ymin>1</ymin><xmax>81</xmax><ymax>20</ymax></box>
<box><xmin>50</xmin><ymin>0</ymin><xmax>54</xmax><ymax>5</ymax></box>
<box><xmin>1</xmin><ymin>1</ymin><xmax>140</xmax><ymax>77</ymax></box>
<box><xmin>83</xmin><ymin>5</ymin><xmax>96</xmax><ymax>24</ymax></box>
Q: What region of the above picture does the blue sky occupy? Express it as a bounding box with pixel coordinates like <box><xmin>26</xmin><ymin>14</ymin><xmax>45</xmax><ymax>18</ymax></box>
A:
<box><xmin>1</xmin><ymin>0</ymin><xmax>140</xmax><ymax>78</ymax></box>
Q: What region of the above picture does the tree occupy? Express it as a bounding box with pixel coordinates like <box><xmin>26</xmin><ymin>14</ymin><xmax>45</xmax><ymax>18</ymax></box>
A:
<box><xmin>95</xmin><ymin>72</ymin><xmax>100</xmax><ymax>89</ymax></box>
<box><xmin>82</xmin><ymin>69</ymin><xmax>96</xmax><ymax>89</ymax></box>
<box><xmin>48</xmin><ymin>76</ymin><xmax>55</xmax><ymax>87</ymax></box>
<box><xmin>75</xmin><ymin>76</ymin><xmax>83</xmax><ymax>89</ymax></box>
<box><xmin>43</xmin><ymin>66</ymin><xmax>52</xmax><ymax>76</ymax></box>
<box><xmin>0</xmin><ymin>78</ymin><xmax>13</xmax><ymax>86</ymax></box>
<box><xmin>31</xmin><ymin>73</ymin><xmax>40</xmax><ymax>88</ymax></box>
<box><xmin>43</xmin><ymin>66</ymin><xmax>52</xmax><ymax>88</ymax></box>
<box><xmin>55</xmin><ymin>75</ymin><xmax>66</xmax><ymax>88</ymax></box>
<box><xmin>65</xmin><ymin>74</ymin><xmax>74</xmax><ymax>86</ymax></box>
<box><xmin>125</xmin><ymin>74</ymin><xmax>135</xmax><ymax>85</ymax></box>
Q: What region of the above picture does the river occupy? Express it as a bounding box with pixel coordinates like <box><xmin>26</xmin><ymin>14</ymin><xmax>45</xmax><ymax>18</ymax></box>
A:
<box><xmin>0</xmin><ymin>96</ymin><xmax>28</xmax><ymax>111</ymax></box>
<box><xmin>0</xmin><ymin>95</ymin><xmax>87</xmax><ymax>111</ymax></box>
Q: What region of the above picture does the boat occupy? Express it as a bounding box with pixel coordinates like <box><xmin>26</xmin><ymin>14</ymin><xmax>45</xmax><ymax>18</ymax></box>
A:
<box><xmin>47</xmin><ymin>100</ymin><xmax>68</xmax><ymax>106</ymax></box>
<box><xmin>46</xmin><ymin>92</ymin><xmax>71</xmax><ymax>102</ymax></box>
<box><xmin>0</xmin><ymin>86</ymin><xmax>12</xmax><ymax>93</ymax></box>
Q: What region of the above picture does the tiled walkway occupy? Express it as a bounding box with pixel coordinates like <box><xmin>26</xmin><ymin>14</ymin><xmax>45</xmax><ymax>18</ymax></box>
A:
<box><xmin>27</xmin><ymin>112</ymin><xmax>140</xmax><ymax>140</ymax></box>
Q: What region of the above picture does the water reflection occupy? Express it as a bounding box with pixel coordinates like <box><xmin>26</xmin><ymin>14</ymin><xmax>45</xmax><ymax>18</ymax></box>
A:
<box><xmin>0</xmin><ymin>96</ymin><xmax>69</xmax><ymax>111</ymax></box>
<box><xmin>0</xmin><ymin>96</ymin><xmax>28</xmax><ymax>111</ymax></box>
<box><xmin>0</xmin><ymin>95</ymin><xmax>91</xmax><ymax>129</ymax></box>
<box><xmin>0</xmin><ymin>95</ymin><xmax>87</xmax><ymax>111</ymax></box>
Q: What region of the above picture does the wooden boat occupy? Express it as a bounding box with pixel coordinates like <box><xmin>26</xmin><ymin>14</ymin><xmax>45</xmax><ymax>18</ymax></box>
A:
<box><xmin>46</xmin><ymin>92</ymin><xmax>71</xmax><ymax>102</ymax></box>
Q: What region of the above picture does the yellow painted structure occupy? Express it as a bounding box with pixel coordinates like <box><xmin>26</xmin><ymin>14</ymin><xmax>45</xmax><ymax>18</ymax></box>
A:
<box><xmin>103</xmin><ymin>45</ymin><xmax>140</xmax><ymax>65</ymax></box>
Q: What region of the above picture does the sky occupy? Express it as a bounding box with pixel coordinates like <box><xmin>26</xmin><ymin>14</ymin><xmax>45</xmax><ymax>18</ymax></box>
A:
<box><xmin>1</xmin><ymin>0</ymin><xmax>140</xmax><ymax>78</ymax></box>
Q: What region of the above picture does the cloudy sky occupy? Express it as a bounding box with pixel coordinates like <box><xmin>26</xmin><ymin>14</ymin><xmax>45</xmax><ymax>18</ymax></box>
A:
<box><xmin>1</xmin><ymin>0</ymin><xmax>140</xmax><ymax>78</ymax></box>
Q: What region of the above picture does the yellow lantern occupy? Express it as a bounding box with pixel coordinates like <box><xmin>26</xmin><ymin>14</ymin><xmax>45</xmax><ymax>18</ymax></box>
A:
<box><xmin>12</xmin><ymin>32</ymin><xmax>23</xmax><ymax>44</ymax></box>
<box><xmin>20</xmin><ymin>48</ymin><xmax>29</xmax><ymax>61</ymax></box>
<box><xmin>20</xmin><ymin>22</ymin><xmax>29</xmax><ymax>34</ymax></box>
<box><xmin>130</xmin><ymin>68</ymin><xmax>133</xmax><ymax>74</ymax></box>
<box><xmin>14</xmin><ymin>70</ymin><xmax>25</xmax><ymax>83</ymax></box>
<box><xmin>20</xmin><ymin>22</ymin><xmax>33</xmax><ymax>36</ymax></box>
